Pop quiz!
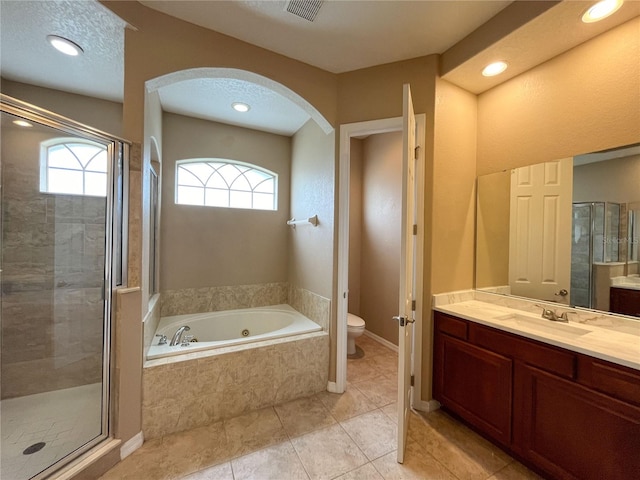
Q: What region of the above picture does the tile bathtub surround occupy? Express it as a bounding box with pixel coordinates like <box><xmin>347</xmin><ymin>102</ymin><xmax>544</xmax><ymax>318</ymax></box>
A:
<box><xmin>102</xmin><ymin>335</ymin><xmax>540</xmax><ymax>480</ymax></box>
<box><xmin>158</xmin><ymin>282</ymin><xmax>330</xmax><ymax>330</ymax></box>
<box><xmin>160</xmin><ymin>282</ymin><xmax>289</xmax><ymax>317</ymax></box>
<box><xmin>288</xmin><ymin>285</ymin><xmax>331</xmax><ymax>331</ymax></box>
<box><xmin>142</xmin><ymin>332</ymin><xmax>329</xmax><ymax>439</ymax></box>
<box><xmin>143</xmin><ymin>296</ymin><xmax>162</xmax><ymax>359</ymax></box>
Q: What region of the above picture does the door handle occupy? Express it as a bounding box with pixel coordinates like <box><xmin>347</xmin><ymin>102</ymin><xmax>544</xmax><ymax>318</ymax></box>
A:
<box><xmin>392</xmin><ymin>315</ymin><xmax>415</xmax><ymax>327</ymax></box>
<box><xmin>555</xmin><ymin>289</ymin><xmax>568</xmax><ymax>297</ymax></box>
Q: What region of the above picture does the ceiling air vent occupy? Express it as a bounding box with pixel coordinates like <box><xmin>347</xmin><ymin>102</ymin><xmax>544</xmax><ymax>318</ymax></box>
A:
<box><xmin>285</xmin><ymin>0</ymin><xmax>323</xmax><ymax>22</ymax></box>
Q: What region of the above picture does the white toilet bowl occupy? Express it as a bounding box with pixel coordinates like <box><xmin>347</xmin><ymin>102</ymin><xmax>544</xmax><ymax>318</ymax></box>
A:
<box><xmin>347</xmin><ymin>313</ymin><xmax>366</xmax><ymax>355</ymax></box>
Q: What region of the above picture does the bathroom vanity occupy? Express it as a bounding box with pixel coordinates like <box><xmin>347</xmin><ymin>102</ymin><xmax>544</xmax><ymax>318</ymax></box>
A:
<box><xmin>432</xmin><ymin>297</ymin><xmax>640</xmax><ymax>480</ymax></box>
<box><xmin>610</xmin><ymin>286</ymin><xmax>640</xmax><ymax>317</ymax></box>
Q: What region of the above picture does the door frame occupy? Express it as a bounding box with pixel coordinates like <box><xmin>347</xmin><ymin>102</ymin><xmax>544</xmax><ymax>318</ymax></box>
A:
<box><xmin>334</xmin><ymin>115</ymin><xmax>426</xmax><ymax>407</ymax></box>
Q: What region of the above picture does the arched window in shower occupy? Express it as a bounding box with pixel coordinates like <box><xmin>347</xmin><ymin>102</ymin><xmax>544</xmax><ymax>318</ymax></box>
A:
<box><xmin>40</xmin><ymin>138</ymin><xmax>109</xmax><ymax>197</ymax></box>
<box><xmin>175</xmin><ymin>159</ymin><xmax>277</xmax><ymax>211</ymax></box>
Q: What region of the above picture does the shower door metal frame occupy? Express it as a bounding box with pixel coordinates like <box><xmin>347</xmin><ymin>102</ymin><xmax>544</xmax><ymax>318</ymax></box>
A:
<box><xmin>572</xmin><ymin>202</ymin><xmax>596</xmax><ymax>309</ymax></box>
<box><xmin>0</xmin><ymin>94</ymin><xmax>129</xmax><ymax>479</ymax></box>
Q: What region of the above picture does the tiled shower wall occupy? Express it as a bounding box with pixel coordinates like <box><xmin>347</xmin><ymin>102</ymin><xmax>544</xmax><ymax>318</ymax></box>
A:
<box><xmin>1</xmin><ymin>144</ymin><xmax>105</xmax><ymax>399</ymax></box>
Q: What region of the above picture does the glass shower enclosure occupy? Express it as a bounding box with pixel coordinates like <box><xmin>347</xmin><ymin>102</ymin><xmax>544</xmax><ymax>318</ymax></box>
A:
<box><xmin>0</xmin><ymin>95</ymin><xmax>127</xmax><ymax>480</ymax></box>
<box><xmin>570</xmin><ymin>201</ymin><xmax>621</xmax><ymax>308</ymax></box>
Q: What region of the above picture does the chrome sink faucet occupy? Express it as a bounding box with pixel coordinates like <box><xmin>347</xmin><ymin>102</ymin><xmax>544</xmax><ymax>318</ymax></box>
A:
<box><xmin>169</xmin><ymin>325</ymin><xmax>191</xmax><ymax>346</ymax></box>
<box><xmin>535</xmin><ymin>304</ymin><xmax>570</xmax><ymax>323</ymax></box>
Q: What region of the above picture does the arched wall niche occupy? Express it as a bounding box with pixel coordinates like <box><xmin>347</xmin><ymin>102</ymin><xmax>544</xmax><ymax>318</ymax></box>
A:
<box><xmin>145</xmin><ymin>67</ymin><xmax>333</xmax><ymax>135</ymax></box>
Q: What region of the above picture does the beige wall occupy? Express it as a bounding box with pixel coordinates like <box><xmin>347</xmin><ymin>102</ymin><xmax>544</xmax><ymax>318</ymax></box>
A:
<box><xmin>430</xmin><ymin>79</ymin><xmax>478</xmax><ymax>295</ymax></box>
<box><xmin>475</xmin><ymin>170</ymin><xmax>511</xmax><ymax>289</ymax></box>
<box><xmin>289</xmin><ymin>120</ymin><xmax>335</xmax><ymax>299</ymax></box>
<box><xmin>1</xmin><ymin>79</ymin><xmax>123</xmax><ymax>137</ymax></box>
<box><xmin>574</xmin><ymin>154</ymin><xmax>640</xmax><ymax>204</ymax></box>
<box><xmin>359</xmin><ymin>132</ymin><xmax>403</xmax><ymax>345</ymax></box>
<box><xmin>477</xmin><ymin>18</ymin><xmax>640</xmax><ymax>176</ymax></box>
<box><xmin>348</xmin><ymin>138</ymin><xmax>363</xmax><ymax>315</ymax></box>
<box><xmin>160</xmin><ymin>113</ymin><xmax>291</xmax><ymax>290</ymax></box>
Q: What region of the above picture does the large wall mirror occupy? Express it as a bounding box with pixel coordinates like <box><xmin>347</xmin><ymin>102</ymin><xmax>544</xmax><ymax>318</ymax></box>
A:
<box><xmin>476</xmin><ymin>143</ymin><xmax>640</xmax><ymax>318</ymax></box>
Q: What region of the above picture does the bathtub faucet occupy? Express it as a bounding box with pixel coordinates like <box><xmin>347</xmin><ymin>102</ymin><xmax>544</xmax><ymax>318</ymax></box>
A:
<box><xmin>169</xmin><ymin>325</ymin><xmax>191</xmax><ymax>346</ymax></box>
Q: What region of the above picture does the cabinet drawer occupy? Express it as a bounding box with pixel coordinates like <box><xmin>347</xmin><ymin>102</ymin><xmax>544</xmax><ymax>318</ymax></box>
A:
<box><xmin>578</xmin><ymin>355</ymin><xmax>640</xmax><ymax>407</ymax></box>
<box><xmin>434</xmin><ymin>312</ymin><xmax>468</xmax><ymax>340</ymax></box>
<box><xmin>470</xmin><ymin>323</ymin><xmax>576</xmax><ymax>379</ymax></box>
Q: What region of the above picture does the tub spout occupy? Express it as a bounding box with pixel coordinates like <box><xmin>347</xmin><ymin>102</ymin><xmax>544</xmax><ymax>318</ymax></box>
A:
<box><xmin>169</xmin><ymin>325</ymin><xmax>191</xmax><ymax>346</ymax></box>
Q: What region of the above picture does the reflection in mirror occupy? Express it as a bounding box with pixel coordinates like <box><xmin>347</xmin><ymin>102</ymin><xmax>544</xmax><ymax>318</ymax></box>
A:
<box><xmin>476</xmin><ymin>143</ymin><xmax>640</xmax><ymax>318</ymax></box>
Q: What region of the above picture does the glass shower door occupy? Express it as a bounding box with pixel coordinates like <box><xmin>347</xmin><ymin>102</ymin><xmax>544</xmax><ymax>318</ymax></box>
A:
<box><xmin>0</xmin><ymin>100</ymin><xmax>124</xmax><ymax>479</ymax></box>
<box><xmin>571</xmin><ymin>203</ymin><xmax>593</xmax><ymax>308</ymax></box>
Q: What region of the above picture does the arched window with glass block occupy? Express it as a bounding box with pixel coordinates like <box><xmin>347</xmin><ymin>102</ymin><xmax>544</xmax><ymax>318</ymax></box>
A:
<box><xmin>175</xmin><ymin>159</ymin><xmax>277</xmax><ymax>211</ymax></box>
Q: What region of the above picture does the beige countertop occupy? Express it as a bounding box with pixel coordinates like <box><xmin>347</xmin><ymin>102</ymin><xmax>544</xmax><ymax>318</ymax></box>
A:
<box><xmin>434</xmin><ymin>297</ymin><xmax>640</xmax><ymax>371</ymax></box>
<box><xmin>611</xmin><ymin>275</ymin><xmax>640</xmax><ymax>291</ymax></box>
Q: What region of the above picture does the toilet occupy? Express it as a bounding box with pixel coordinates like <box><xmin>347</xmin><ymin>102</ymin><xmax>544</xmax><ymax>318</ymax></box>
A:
<box><xmin>347</xmin><ymin>313</ymin><xmax>366</xmax><ymax>355</ymax></box>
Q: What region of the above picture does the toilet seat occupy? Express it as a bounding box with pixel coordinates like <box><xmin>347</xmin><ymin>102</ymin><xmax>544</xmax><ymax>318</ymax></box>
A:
<box><xmin>347</xmin><ymin>313</ymin><xmax>365</xmax><ymax>328</ymax></box>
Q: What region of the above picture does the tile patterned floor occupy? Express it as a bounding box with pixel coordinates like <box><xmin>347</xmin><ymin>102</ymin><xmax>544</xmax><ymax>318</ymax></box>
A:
<box><xmin>100</xmin><ymin>335</ymin><xmax>541</xmax><ymax>480</ymax></box>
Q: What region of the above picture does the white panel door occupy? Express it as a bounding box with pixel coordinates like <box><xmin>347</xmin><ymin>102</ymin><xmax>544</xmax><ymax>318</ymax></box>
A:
<box><xmin>509</xmin><ymin>158</ymin><xmax>573</xmax><ymax>303</ymax></box>
<box><xmin>396</xmin><ymin>84</ymin><xmax>416</xmax><ymax>463</ymax></box>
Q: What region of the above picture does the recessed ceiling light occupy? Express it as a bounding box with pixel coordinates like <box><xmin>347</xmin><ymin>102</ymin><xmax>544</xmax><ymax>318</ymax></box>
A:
<box><xmin>482</xmin><ymin>61</ymin><xmax>508</xmax><ymax>77</ymax></box>
<box><xmin>47</xmin><ymin>35</ymin><xmax>84</xmax><ymax>56</ymax></box>
<box><xmin>582</xmin><ymin>0</ymin><xmax>624</xmax><ymax>23</ymax></box>
<box><xmin>13</xmin><ymin>120</ymin><xmax>33</xmax><ymax>127</ymax></box>
<box><xmin>232</xmin><ymin>102</ymin><xmax>250</xmax><ymax>113</ymax></box>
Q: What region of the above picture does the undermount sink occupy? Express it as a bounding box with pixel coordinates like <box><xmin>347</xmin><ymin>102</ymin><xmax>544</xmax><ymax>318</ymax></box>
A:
<box><xmin>494</xmin><ymin>313</ymin><xmax>591</xmax><ymax>337</ymax></box>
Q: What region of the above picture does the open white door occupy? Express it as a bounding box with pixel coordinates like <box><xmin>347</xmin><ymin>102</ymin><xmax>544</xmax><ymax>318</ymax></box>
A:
<box><xmin>395</xmin><ymin>84</ymin><xmax>417</xmax><ymax>463</ymax></box>
<box><xmin>509</xmin><ymin>158</ymin><xmax>573</xmax><ymax>304</ymax></box>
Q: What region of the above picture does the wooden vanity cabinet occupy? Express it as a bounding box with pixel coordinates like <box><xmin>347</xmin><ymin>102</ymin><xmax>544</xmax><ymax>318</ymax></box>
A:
<box><xmin>433</xmin><ymin>311</ymin><xmax>640</xmax><ymax>480</ymax></box>
<box><xmin>433</xmin><ymin>326</ymin><xmax>513</xmax><ymax>446</ymax></box>
<box><xmin>610</xmin><ymin>287</ymin><xmax>640</xmax><ymax>317</ymax></box>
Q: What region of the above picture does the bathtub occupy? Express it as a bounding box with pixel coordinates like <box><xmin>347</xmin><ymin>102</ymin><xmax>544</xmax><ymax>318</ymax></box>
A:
<box><xmin>147</xmin><ymin>304</ymin><xmax>322</xmax><ymax>360</ymax></box>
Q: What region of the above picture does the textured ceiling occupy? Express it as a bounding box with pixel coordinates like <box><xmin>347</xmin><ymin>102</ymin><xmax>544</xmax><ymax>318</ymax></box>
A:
<box><xmin>140</xmin><ymin>0</ymin><xmax>512</xmax><ymax>74</ymax></box>
<box><xmin>2</xmin><ymin>1</ymin><xmax>637</xmax><ymax>137</ymax></box>
<box><xmin>0</xmin><ymin>0</ymin><xmax>126</xmax><ymax>102</ymax></box>
<box><xmin>158</xmin><ymin>77</ymin><xmax>312</xmax><ymax>136</ymax></box>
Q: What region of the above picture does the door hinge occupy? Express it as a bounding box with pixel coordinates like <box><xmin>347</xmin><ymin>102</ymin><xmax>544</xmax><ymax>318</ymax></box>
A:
<box><xmin>411</xmin><ymin>300</ymin><xmax>416</xmax><ymax>311</ymax></box>
<box><xmin>410</xmin><ymin>374</ymin><xmax>415</xmax><ymax>387</ymax></box>
<box><xmin>414</xmin><ymin>146</ymin><xmax>420</xmax><ymax>160</ymax></box>
<box><xmin>412</xmin><ymin>224</ymin><xmax>417</xmax><ymax>236</ymax></box>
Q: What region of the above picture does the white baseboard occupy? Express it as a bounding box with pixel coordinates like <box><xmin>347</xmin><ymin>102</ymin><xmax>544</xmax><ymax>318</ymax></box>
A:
<box><xmin>363</xmin><ymin>329</ymin><xmax>398</xmax><ymax>352</ymax></box>
<box><xmin>120</xmin><ymin>431</ymin><xmax>144</xmax><ymax>460</ymax></box>
<box><xmin>413</xmin><ymin>399</ymin><xmax>440</xmax><ymax>412</ymax></box>
<box><xmin>327</xmin><ymin>381</ymin><xmax>344</xmax><ymax>393</ymax></box>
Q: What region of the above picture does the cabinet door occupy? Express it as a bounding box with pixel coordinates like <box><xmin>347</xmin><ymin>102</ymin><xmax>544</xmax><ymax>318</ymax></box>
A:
<box><xmin>610</xmin><ymin>287</ymin><xmax>640</xmax><ymax>317</ymax></box>
<box><xmin>514</xmin><ymin>362</ymin><xmax>640</xmax><ymax>480</ymax></box>
<box><xmin>434</xmin><ymin>333</ymin><xmax>512</xmax><ymax>446</ymax></box>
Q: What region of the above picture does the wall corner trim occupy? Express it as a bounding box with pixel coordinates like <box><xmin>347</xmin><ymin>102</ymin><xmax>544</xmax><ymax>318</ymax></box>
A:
<box><xmin>120</xmin><ymin>431</ymin><xmax>144</xmax><ymax>460</ymax></box>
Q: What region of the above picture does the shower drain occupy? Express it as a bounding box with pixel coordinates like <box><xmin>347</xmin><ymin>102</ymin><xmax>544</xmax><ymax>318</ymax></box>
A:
<box><xmin>23</xmin><ymin>442</ymin><xmax>46</xmax><ymax>455</ymax></box>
